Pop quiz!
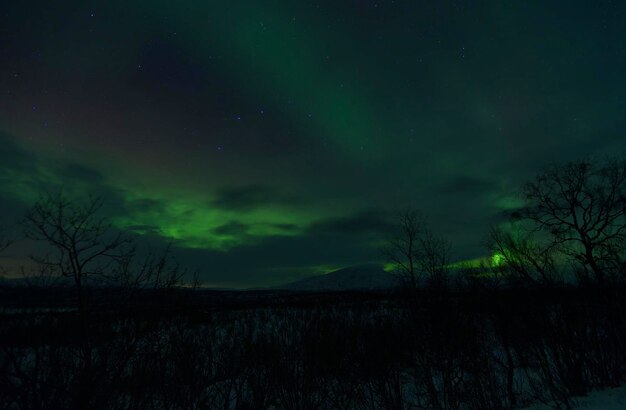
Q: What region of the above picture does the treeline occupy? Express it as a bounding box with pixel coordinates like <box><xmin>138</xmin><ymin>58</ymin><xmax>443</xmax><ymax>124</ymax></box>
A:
<box><xmin>2</xmin><ymin>286</ymin><xmax>626</xmax><ymax>409</ymax></box>
<box><xmin>386</xmin><ymin>158</ymin><xmax>626</xmax><ymax>290</ymax></box>
<box><xmin>0</xmin><ymin>157</ymin><xmax>625</xmax><ymax>409</ymax></box>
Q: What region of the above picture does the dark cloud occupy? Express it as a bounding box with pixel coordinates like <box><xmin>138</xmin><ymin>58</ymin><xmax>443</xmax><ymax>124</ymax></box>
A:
<box><xmin>172</xmin><ymin>225</ymin><xmax>385</xmax><ymax>287</ymax></box>
<box><xmin>269</xmin><ymin>223</ymin><xmax>300</xmax><ymax>233</ymax></box>
<box><xmin>211</xmin><ymin>221</ymin><xmax>250</xmax><ymax>236</ymax></box>
<box><xmin>0</xmin><ymin>131</ymin><xmax>121</xmax><ymax>198</ymax></box>
<box><xmin>308</xmin><ymin>210</ymin><xmax>394</xmax><ymax>236</ymax></box>
<box><xmin>0</xmin><ymin>131</ymin><xmax>130</xmax><ymax>231</ymax></box>
<box><xmin>0</xmin><ymin>132</ymin><xmax>36</xmax><ymax>173</ymax></box>
<box><xmin>438</xmin><ymin>176</ymin><xmax>498</xmax><ymax>196</ymax></box>
<box><xmin>60</xmin><ymin>163</ymin><xmax>105</xmax><ymax>184</ymax></box>
<box><xmin>124</xmin><ymin>225</ymin><xmax>162</xmax><ymax>236</ymax></box>
<box><xmin>211</xmin><ymin>185</ymin><xmax>302</xmax><ymax>211</ymax></box>
<box><xmin>121</xmin><ymin>198</ymin><xmax>167</xmax><ymax>214</ymax></box>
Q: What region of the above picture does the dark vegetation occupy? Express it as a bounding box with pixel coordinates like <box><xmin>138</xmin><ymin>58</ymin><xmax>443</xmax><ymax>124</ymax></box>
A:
<box><xmin>1</xmin><ymin>158</ymin><xmax>625</xmax><ymax>409</ymax></box>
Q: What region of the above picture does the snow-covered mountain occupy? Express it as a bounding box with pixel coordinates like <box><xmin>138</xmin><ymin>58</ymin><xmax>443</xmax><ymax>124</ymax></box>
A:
<box><xmin>278</xmin><ymin>264</ymin><xmax>402</xmax><ymax>291</ymax></box>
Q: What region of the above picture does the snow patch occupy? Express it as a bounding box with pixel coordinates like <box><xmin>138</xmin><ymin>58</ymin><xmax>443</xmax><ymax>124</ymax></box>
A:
<box><xmin>522</xmin><ymin>385</ymin><xmax>626</xmax><ymax>410</ymax></box>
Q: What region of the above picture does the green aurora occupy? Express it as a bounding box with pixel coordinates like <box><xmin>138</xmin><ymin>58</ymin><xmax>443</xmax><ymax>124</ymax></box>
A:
<box><xmin>1</xmin><ymin>1</ymin><xmax>625</xmax><ymax>286</ymax></box>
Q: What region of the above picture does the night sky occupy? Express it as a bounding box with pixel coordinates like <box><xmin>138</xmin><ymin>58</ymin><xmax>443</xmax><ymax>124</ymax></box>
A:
<box><xmin>1</xmin><ymin>1</ymin><xmax>625</xmax><ymax>287</ymax></box>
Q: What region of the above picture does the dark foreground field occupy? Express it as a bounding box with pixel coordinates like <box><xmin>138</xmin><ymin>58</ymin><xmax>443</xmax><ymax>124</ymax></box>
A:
<box><xmin>2</xmin><ymin>286</ymin><xmax>626</xmax><ymax>410</ymax></box>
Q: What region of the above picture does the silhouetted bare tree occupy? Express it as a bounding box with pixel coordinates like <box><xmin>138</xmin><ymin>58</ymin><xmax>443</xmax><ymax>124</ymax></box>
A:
<box><xmin>383</xmin><ymin>208</ymin><xmax>423</xmax><ymax>289</ymax></box>
<box><xmin>0</xmin><ymin>235</ymin><xmax>10</xmax><ymax>255</ymax></box>
<box><xmin>22</xmin><ymin>192</ymin><xmax>132</xmax><ymax>312</ymax></box>
<box><xmin>490</xmin><ymin>225</ymin><xmax>561</xmax><ymax>286</ymax></box>
<box><xmin>516</xmin><ymin>158</ymin><xmax>626</xmax><ymax>285</ymax></box>
<box><xmin>384</xmin><ymin>208</ymin><xmax>451</xmax><ymax>290</ymax></box>
<box><xmin>0</xmin><ymin>230</ymin><xmax>10</xmax><ymax>277</ymax></box>
<box><xmin>418</xmin><ymin>227</ymin><xmax>451</xmax><ymax>291</ymax></box>
<box><xmin>19</xmin><ymin>193</ymin><xmax>134</xmax><ymax>408</ymax></box>
<box><xmin>113</xmin><ymin>243</ymin><xmax>186</xmax><ymax>290</ymax></box>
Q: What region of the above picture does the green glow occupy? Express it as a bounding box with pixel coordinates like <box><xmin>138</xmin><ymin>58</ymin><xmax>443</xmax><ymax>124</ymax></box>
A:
<box><xmin>0</xmin><ymin>159</ymin><xmax>97</xmax><ymax>205</ymax></box>
<box><xmin>447</xmin><ymin>257</ymin><xmax>486</xmax><ymax>269</ymax></box>
<box><xmin>447</xmin><ymin>252</ymin><xmax>506</xmax><ymax>270</ymax></box>
<box><xmin>300</xmin><ymin>264</ymin><xmax>356</xmax><ymax>277</ymax></box>
<box><xmin>387</xmin><ymin>255</ymin><xmax>498</xmax><ymax>271</ymax></box>
<box><xmin>383</xmin><ymin>262</ymin><xmax>397</xmax><ymax>272</ymax></box>
<box><xmin>493</xmin><ymin>194</ymin><xmax>525</xmax><ymax>211</ymax></box>
<box><xmin>0</xmin><ymin>138</ymin><xmax>329</xmax><ymax>251</ymax></box>
<box><xmin>491</xmin><ymin>252</ymin><xmax>505</xmax><ymax>267</ymax></box>
<box><xmin>111</xmin><ymin>187</ymin><xmax>320</xmax><ymax>250</ymax></box>
<box><xmin>142</xmin><ymin>2</ymin><xmax>383</xmax><ymax>157</ymax></box>
<box><xmin>230</xmin><ymin>8</ymin><xmax>377</xmax><ymax>155</ymax></box>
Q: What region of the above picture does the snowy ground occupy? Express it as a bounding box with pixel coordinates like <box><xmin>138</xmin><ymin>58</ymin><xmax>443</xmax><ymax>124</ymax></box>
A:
<box><xmin>521</xmin><ymin>385</ymin><xmax>626</xmax><ymax>409</ymax></box>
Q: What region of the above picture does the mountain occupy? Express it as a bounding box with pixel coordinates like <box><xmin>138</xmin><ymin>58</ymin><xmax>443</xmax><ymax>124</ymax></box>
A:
<box><xmin>278</xmin><ymin>264</ymin><xmax>402</xmax><ymax>291</ymax></box>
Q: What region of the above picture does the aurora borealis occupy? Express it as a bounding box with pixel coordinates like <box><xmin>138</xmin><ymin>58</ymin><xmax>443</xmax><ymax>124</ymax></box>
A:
<box><xmin>1</xmin><ymin>1</ymin><xmax>625</xmax><ymax>287</ymax></box>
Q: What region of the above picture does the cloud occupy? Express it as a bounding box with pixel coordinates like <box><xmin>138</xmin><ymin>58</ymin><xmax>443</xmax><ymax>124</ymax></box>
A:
<box><xmin>211</xmin><ymin>184</ymin><xmax>302</xmax><ymax>211</ymax></box>
<box><xmin>171</xmin><ymin>222</ymin><xmax>387</xmax><ymax>288</ymax></box>
<box><xmin>211</xmin><ymin>221</ymin><xmax>250</xmax><ymax>236</ymax></box>
<box><xmin>60</xmin><ymin>163</ymin><xmax>105</xmax><ymax>184</ymax></box>
<box><xmin>0</xmin><ymin>131</ymin><xmax>128</xmax><ymax>205</ymax></box>
<box><xmin>0</xmin><ymin>132</ymin><xmax>37</xmax><ymax>173</ymax></box>
<box><xmin>307</xmin><ymin>210</ymin><xmax>395</xmax><ymax>236</ymax></box>
<box><xmin>438</xmin><ymin>176</ymin><xmax>498</xmax><ymax>196</ymax></box>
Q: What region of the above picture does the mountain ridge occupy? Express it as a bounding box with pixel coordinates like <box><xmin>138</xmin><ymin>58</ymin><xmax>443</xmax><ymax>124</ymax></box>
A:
<box><xmin>277</xmin><ymin>264</ymin><xmax>402</xmax><ymax>291</ymax></box>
